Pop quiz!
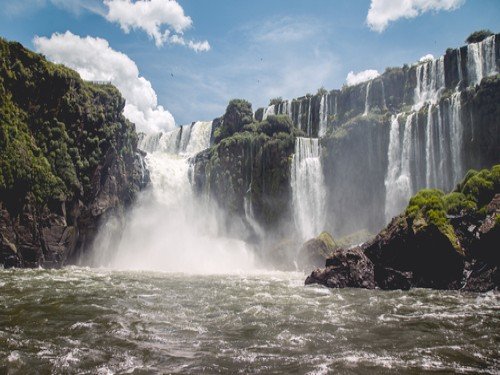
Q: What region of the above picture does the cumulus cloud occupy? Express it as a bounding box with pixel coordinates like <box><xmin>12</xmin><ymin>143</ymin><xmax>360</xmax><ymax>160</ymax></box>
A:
<box><xmin>367</xmin><ymin>0</ymin><xmax>465</xmax><ymax>32</ymax></box>
<box><xmin>33</xmin><ymin>31</ymin><xmax>175</xmax><ymax>133</ymax></box>
<box><xmin>104</xmin><ymin>0</ymin><xmax>210</xmax><ymax>51</ymax></box>
<box><xmin>345</xmin><ymin>69</ymin><xmax>380</xmax><ymax>86</ymax></box>
<box><xmin>419</xmin><ymin>53</ymin><xmax>435</xmax><ymax>62</ymax></box>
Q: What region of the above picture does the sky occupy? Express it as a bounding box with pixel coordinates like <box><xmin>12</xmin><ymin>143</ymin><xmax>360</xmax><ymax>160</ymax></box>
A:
<box><xmin>0</xmin><ymin>0</ymin><xmax>499</xmax><ymax>132</ymax></box>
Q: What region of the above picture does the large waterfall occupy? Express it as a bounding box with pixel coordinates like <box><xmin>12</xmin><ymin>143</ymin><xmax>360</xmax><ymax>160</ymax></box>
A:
<box><xmin>291</xmin><ymin>137</ymin><xmax>326</xmax><ymax>240</ymax></box>
<box><xmin>466</xmin><ymin>35</ymin><xmax>497</xmax><ymax>86</ymax></box>
<box><xmin>87</xmin><ymin>121</ymin><xmax>257</xmax><ymax>273</ymax></box>
<box><xmin>383</xmin><ymin>35</ymin><xmax>497</xmax><ymax>220</ymax></box>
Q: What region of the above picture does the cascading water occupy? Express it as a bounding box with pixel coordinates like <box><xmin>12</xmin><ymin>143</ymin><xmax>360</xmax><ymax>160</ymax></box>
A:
<box><xmin>414</xmin><ymin>57</ymin><xmax>445</xmax><ymax>110</ymax></box>
<box><xmin>467</xmin><ymin>35</ymin><xmax>497</xmax><ymax>86</ymax></box>
<box><xmin>291</xmin><ymin>137</ymin><xmax>326</xmax><ymax>240</ymax></box>
<box><xmin>87</xmin><ymin>121</ymin><xmax>257</xmax><ymax>273</ymax></box>
<box><xmin>384</xmin><ymin>114</ymin><xmax>414</xmax><ymax>221</ymax></box>
<box><xmin>306</xmin><ymin>97</ymin><xmax>312</xmax><ymax>136</ymax></box>
<box><xmin>449</xmin><ymin>92</ymin><xmax>463</xmax><ymax>183</ymax></box>
<box><xmin>262</xmin><ymin>104</ymin><xmax>275</xmax><ymax>121</ymax></box>
<box><xmin>319</xmin><ymin>94</ymin><xmax>328</xmax><ymax>137</ymax></box>
<box><xmin>363</xmin><ymin>81</ymin><xmax>372</xmax><ymax>116</ymax></box>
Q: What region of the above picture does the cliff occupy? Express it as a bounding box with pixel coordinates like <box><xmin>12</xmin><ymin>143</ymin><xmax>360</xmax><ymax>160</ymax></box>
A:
<box><xmin>192</xmin><ymin>32</ymin><xmax>500</xmax><ymax>246</ymax></box>
<box><xmin>191</xmin><ymin>100</ymin><xmax>299</xmax><ymax>242</ymax></box>
<box><xmin>0</xmin><ymin>39</ymin><xmax>147</xmax><ymax>268</ymax></box>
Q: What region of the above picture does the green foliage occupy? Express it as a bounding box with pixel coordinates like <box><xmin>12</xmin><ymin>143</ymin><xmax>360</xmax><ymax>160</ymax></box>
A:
<box><xmin>443</xmin><ymin>192</ymin><xmax>476</xmax><ymax>215</ymax></box>
<box><xmin>247</xmin><ymin>115</ymin><xmax>293</xmax><ymax>136</ymax></box>
<box><xmin>466</xmin><ymin>30</ymin><xmax>494</xmax><ymax>44</ymax></box>
<box><xmin>0</xmin><ymin>37</ymin><xmax>138</xmax><ymax>210</ymax></box>
<box><xmin>404</xmin><ymin>165</ymin><xmax>500</xmax><ymax>253</ymax></box>
<box><xmin>316</xmin><ymin>87</ymin><xmax>328</xmax><ymax>96</ymax></box>
<box><xmin>406</xmin><ymin>189</ymin><xmax>447</xmax><ymax>226</ymax></box>
<box><xmin>269</xmin><ymin>97</ymin><xmax>283</xmax><ymax>106</ymax></box>
<box><xmin>214</xmin><ymin>99</ymin><xmax>253</xmax><ymax>143</ymax></box>
<box><xmin>458</xmin><ymin>165</ymin><xmax>500</xmax><ymax>209</ymax></box>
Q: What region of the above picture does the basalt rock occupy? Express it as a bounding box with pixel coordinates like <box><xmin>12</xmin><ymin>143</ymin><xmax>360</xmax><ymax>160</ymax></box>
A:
<box><xmin>305</xmin><ymin>247</ymin><xmax>375</xmax><ymax>289</ymax></box>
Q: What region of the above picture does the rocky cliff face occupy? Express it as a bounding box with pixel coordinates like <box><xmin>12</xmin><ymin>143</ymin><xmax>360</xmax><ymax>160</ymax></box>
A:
<box><xmin>0</xmin><ymin>39</ymin><xmax>147</xmax><ymax>268</ymax></box>
<box><xmin>191</xmin><ymin>100</ymin><xmax>298</xmax><ymax>242</ymax></box>
<box><xmin>252</xmin><ymin>33</ymin><xmax>500</xmax><ymax>239</ymax></box>
<box><xmin>191</xmin><ymin>34</ymin><xmax>499</xmax><ymax>250</ymax></box>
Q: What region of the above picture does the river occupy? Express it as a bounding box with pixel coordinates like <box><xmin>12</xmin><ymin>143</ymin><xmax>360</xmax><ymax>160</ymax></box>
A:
<box><xmin>0</xmin><ymin>268</ymin><xmax>498</xmax><ymax>374</ymax></box>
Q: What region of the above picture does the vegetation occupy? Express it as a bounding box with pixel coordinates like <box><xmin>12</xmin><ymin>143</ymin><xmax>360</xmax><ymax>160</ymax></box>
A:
<box><xmin>0</xmin><ymin>37</ymin><xmax>138</xmax><ymax>211</ymax></box>
<box><xmin>316</xmin><ymin>87</ymin><xmax>328</xmax><ymax>96</ymax></box>
<box><xmin>269</xmin><ymin>97</ymin><xmax>283</xmax><ymax>106</ymax></box>
<box><xmin>404</xmin><ymin>165</ymin><xmax>500</xmax><ymax>252</ymax></box>
<box><xmin>466</xmin><ymin>29</ymin><xmax>494</xmax><ymax>44</ymax></box>
<box><xmin>213</xmin><ymin>99</ymin><xmax>253</xmax><ymax>143</ymax></box>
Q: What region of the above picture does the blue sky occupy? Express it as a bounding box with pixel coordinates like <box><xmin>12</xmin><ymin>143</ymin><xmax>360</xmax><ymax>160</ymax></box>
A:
<box><xmin>1</xmin><ymin>0</ymin><xmax>499</xmax><ymax>130</ymax></box>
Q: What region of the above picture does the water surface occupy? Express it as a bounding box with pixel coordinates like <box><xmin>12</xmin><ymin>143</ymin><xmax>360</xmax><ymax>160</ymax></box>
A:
<box><xmin>0</xmin><ymin>268</ymin><xmax>498</xmax><ymax>374</ymax></box>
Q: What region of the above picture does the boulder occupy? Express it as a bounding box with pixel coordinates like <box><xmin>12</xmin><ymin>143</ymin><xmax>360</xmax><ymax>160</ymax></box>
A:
<box><xmin>305</xmin><ymin>247</ymin><xmax>375</xmax><ymax>289</ymax></box>
<box><xmin>297</xmin><ymin>232</ymin><xmax>337</xmax><ymax>270</ymax></box>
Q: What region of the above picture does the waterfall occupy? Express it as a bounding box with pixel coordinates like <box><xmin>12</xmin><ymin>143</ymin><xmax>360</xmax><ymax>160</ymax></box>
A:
<box><xmin>89</xmin><ymin>121</ymin><xmax>257</xmax><ymax>273</ymax></box>
<box><xmin>185</xmin><ymin>121</ymin><xmax>213</xmax><ymax>155</ymax></box>
<box><xmin>306</xmin><ymin>98</ymin><xmax>312</xmax><ymax>136</ymax></box>
<box><xmin>291</xmin><ymin>137</ymin><xmax>326</xmax><ymax>240</ymax></box>
<box><xmin>384</xmin><ymin>114</ymin><xmax>414</xmax><ymax>221</ymax></box>
<box><xmin>466</xmin><ymin>35</ymin><xmax>497</xmax><ymax>86</ymax></box>
<box><xmin>262</xmin><ymin>105</ymin><xmax>275</xmax><ymax>121</ymax></box>
<box><xmin>414</xmin><ymin>57</ymin><xmax>445</xmax><ymax>110</ymax></box>
<box><xmin>319</xmin><ymin>94</ymin><xmax>328</xmax><ymax>137</ymax></box>
<box><xmin>380</xmin><ymin>80</ymin><xmax>387</xmax><ymax>110</ymax></box>
<box><xmin>449</xmin><ymin>92</ymin><xmax>463</xmax><ymax>184</ymax></box>
<box><xmin>363</xmin><ymin>81</ymin><xmax>371</xmax><ymax>116</ymax></box>
<box><xmin>297</xmin><ymin>101</ymin><xmax>302</xmax><ymax>131</ymax></box>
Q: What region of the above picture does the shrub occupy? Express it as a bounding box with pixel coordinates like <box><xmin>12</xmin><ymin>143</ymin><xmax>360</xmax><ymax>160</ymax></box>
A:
<box><xmin>443</xmin><ymin>192</ymin><xmax>476</xmax><ymax>215</ymax></box>
<box><xmin>466</xmin><ymin>30</ymin><xmax>494</xmax><ymax>44</ymax></box>
<box><xmin>269</xmin><ymin>97</ymin><xmax>283</xmax><ymax>106</ymax></box>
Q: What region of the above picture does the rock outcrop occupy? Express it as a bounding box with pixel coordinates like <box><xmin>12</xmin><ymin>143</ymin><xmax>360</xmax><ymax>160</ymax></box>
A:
<box><xmin>0</xmin><ymin>38</ymin><xmax>147</xmax><ymax>268</ymax></box>
<box><xmin>306</xmin><ymin>165</ymin><xmax>500</xmax><ymax>292</ymax></box>
<box><xmin>297</xmin><ymin>232</ymin><xmax>338</xmax><ymax>270</ymax></box>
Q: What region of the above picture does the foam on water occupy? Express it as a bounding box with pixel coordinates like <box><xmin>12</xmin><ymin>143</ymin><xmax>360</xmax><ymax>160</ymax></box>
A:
<box><xmin>0</xmin><ymin>268</ymin><xmax>497</xmax><ymax>374</ymax></box>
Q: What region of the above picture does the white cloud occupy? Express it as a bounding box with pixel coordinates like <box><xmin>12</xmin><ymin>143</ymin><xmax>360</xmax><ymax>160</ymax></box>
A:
<box><xmin>33</xmin><ymin>31</ymin><xmax>175</xmax><ymax>133</ymax></box>
<box><xmin>104</xmin><ymin>0</ymin><xmax>210</xmax><ymax>51</ymax></box>
<box><xmin>248</xmin><ymin>16</ymin><xmax>322</xmax><ymax>44</ymax></box>
<box><xmin>345</xmin><ymin>69</ymin><xmax>380</xmax><ymax>86</ymax></box>
<box><xmin>367</xmin><ymin>0</ymin><xmax>465</xmax><ymax>32</ymax></box>
<box><xmin>419</xmin><ymin>53</ymin><xmax>435</xmax><ymax>62</ymax></box>
<box><xmin>4</xmin><ymin>0</ymin><xmax>105</xmax><ymax>16</ymax></box>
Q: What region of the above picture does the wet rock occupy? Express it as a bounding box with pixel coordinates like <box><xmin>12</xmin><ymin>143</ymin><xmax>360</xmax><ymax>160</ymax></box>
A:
<box><xmin>305</xmin><ymin>247</ymin><xmax>375</xmax><ymax>289</ymax></box>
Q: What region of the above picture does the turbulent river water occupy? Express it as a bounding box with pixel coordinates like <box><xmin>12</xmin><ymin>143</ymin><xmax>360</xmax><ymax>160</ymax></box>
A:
<box><xmin>0</xmin><ymin>268</ymin><xmax>498</xmax><ymax>374</ymax></box>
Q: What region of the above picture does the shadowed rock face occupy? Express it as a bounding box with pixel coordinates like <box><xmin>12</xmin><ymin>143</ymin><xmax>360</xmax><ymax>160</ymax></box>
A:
<box><xmin>0</xmin><ymin>39</ymin><xmax>147</xmax><ymax>268</ymax></box>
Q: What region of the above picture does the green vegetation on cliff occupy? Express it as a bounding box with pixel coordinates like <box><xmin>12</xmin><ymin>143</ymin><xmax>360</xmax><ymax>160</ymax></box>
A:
<box><xmin>466</xmin><ymin>29</ymin><xmax>494</xmax><ymax>44</ymax></box>
<box><xmin>0</xmin><ymin>38</ymin><xmax>138</xmax><ymax>210</ymax></box>
<box><xmin>404</xmin><ymin>165</ymin><xmax>500</xmax><ymax>252</ymax></box>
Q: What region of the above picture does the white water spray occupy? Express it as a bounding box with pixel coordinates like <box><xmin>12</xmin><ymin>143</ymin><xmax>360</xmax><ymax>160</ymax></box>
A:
<box><xmin>87</xmin><ymin>121</ymin><xmax>257</xmax><ymax>273</ymax></box>
<box><xmin>291</xmin><ymin>137</ymin><xmax>326</xmax><ymax>240</ymax></box>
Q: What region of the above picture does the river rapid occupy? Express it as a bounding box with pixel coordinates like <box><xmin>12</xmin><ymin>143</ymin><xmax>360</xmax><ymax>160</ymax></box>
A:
<box><xmin>0</xmin><ymin>268</ymin><xmax>498</xmax><ymax>374</ymax></box>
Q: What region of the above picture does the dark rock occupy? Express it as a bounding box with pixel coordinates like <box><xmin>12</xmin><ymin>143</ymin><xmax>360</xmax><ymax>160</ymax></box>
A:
<box><xmin>375</xmin><ymin>267</ymin><xmax>412</xmax><ymax>290</ymax></box>
<box><xmin>305</xmin><ymin>247</ymin><xmax>375</xmax><ymax>289</ymax></box>
<box><xmin>364</xmin><ymin>217</ymin><xmax>465</xmax><ymax>289</ymax></box>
